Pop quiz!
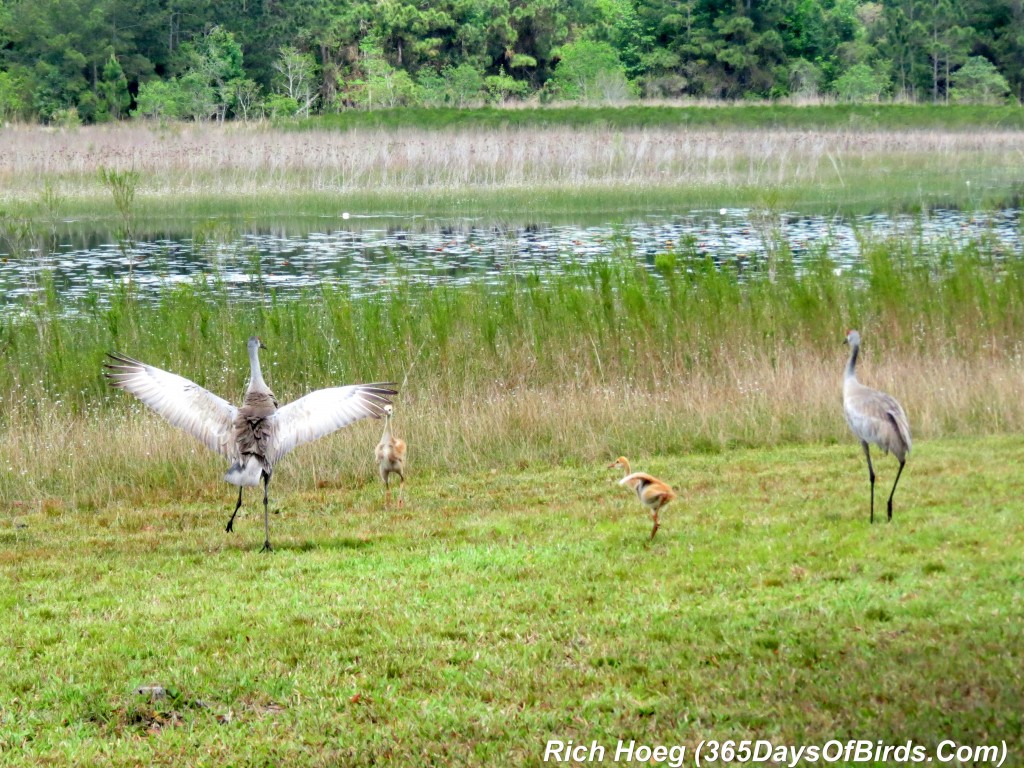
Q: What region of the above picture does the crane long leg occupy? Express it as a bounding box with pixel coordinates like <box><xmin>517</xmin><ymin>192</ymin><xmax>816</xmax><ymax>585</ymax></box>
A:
<box><xmin>861</xmin><ymin>441</ymin><xmax>876</xmax><ymax>524</ymax></box>
<box><xmin>886</xmin><ymin>459</ymin><xmax>905</xmax><ymax>522</ymax></box>
<box><xmin>226</xmin><ymin>486</ymin><xmax>243</xmax><ymax>533</ymax></box>
<box><xmin>260</xmin><ymin>474</ymin><xmax>273</xmax><ymax>553</ymax></box>
<box><xmin>397</xmin><ymin>472</ymin><xmax>405</xmax><ymax>509</ymax></box>
<box><xmin>649</xmin><ymin>512</ymin><xmax>660</xmax><ymax>542</ymax></box>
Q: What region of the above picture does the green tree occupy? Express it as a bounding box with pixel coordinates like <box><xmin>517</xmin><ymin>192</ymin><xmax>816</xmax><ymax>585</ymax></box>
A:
<box><xmin>231</xmin><ymin>78</ymin><xmax>263</xmax><ymax>121</ymax></box>
<box><xmin>985</xmin><ymin>0</ymin><xmax>1024</xmax><ymax>101</ymax></box>
<box><xmin>374</xmin><ymin>2</ymin><xmax>455</xmax><ymax>69</ymax></box>
<box><xmin>546</xmin><ymin>39</ymin><xmax>635</xmax><ymax>101</ymax></box>
<box><xmin>272</xmin><ymin>46</ymin><xmax>319</xmax><ymax>117</ymax></box>
<box><xmin>445</xmin><ymin>62</ymin><xmax>485</xmax><ymax>106</ymax></box>
<box><xmin>711</xmin><ymin>12</ymin><xmax>785</xmax><ymax>97</ymax></box>
<box><xmin>100</xmin><ymin>54</ymin><xmax>131</xmax><ymax>119</ymax></box>
<box><xmin>508</xmin><ymin>0</ymin><xmax>571</xmax><ymax>87</ymax></box>
<box><xmin>450</xmin><ymin>0</ymin><xmax>519</xmax><ymax>76</ymax></box>
<box><xmin>416</xmin><ymin>67</ymin><xmax>448</xmax><ymax>106</ymax></box>
<box><xmin>878</xmin><ymin>2</ymin><xmax>924</xmax><ymax>98</ymax></box>
<box><xmin>484</xmin><ymin>68</ymin><xmax>530</xmax><ymax>103</ymax></box>
<box><xmin>263</xmin><ymin>93</ymin><xmax>299</xmax><ymax>118</ymax></box>
<box><xmin>179</xmin><ymin>25</ymin><xmax>245</xmax><ymax>121</ymax></box>
<box><xmin>178</xmin><ymin>69</ymin><xmax>217</xmax><ymax>120</ymax></box>
<box><xmin>832</xmin><ymin>61</ymin><xmax>889</xmax><ymax>101</ymax></box>
<box><xmin>950</xmin><ymin>56</ymin><xmax>1011</xmax><ymax>104</ymax></box>
<box><xmin>781</xmin><ymin>0</ymin><xmax>834</xmax><ymax>62</ymax></box>
<box><xmin>921</xmin><ymin>0</ymin><xmax>974</xmax><ymax>102</ymax></box>
<box><xmin>1</xmin><ymin>0</ymin><xmax>163</xmax><ymax>122</ymax></box>
<box><xmin>133</xmin><ymin>78</ymin><xmax>185</xmax><ymax>120</ymax></box>
<box><xmin>30</xmin><ymin>57</ymin><xmax>86</xmax><ymax>121</ymax></box>
<box><xmin>636</xmin><ymin>48</ymin><xmax>684</xmax><ymax>97</ymax></box>
<box><xmin>0</xmin><ymin>70</ymin><xmax>29</xmax><ymax>121</ymax></box>
<box><xmin>347</xmin><ymin>35</ymin><xmax>419</xmax><ymax>108</ymax></box>
<box><xmin>788</xmin><ymin>57</ymin><xmax>822</xmax><ymax>98</ymax></box>
<box><xmin>583</xmin><ymin>0</ymin><xmax>648</xmax><ymax>78</ymax></box>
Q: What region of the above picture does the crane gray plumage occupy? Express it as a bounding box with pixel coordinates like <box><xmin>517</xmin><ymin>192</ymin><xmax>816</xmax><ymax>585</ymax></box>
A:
<box><xmin>842</xmin><ymin>329</ymin><xmax>911</xmax><ymax>523</ymax></box>
<box><xmin>104</xmin><ymin>336</ymin><xmax>397</xmax><ymax>551</ymax></box>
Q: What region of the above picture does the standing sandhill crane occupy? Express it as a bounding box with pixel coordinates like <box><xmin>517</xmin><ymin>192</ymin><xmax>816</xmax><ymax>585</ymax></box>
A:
<box><xmin>608</xmin><ymin>456</ymin><xmax>678</xmax><ymax>541</ymax></box>
<box><xmin>375</xmin><ymin>403</ymin><xmax>407</xmax><ymax>507</ymax></box>
<box><xmin>842</xmin><ymin>329</ymin><xmax>911</xmax><ymax>523</ymax></box>
<box><xmin>104</xmin><ymin>336</ymin><xmax>397</xmax><ymax>551</ymax></box>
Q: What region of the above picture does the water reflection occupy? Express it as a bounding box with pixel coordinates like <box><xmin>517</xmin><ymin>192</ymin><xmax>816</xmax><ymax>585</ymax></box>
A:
<box><xmin>1</xmin><ymin>208</ymin><xmax>1020</xmax><ymax>312</ymax></box>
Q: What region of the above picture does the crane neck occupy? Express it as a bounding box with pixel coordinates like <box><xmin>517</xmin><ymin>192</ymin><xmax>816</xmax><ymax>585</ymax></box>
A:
<box><xmin>844</xmin><ymin>341</ymin><xmax>859</xmax><ymax>382</ymax></box>
<box><xmin>248</xmin><ymin>343</ymin><xmax>267</xmax><ymax>391</ymax></box>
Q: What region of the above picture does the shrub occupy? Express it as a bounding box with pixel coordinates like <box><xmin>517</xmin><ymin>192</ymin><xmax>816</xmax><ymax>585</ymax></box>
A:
<box><xmin>950</xmin><ymin>57</ymin><xmax>1011</xmax><ymax>105</ymax></box>
<box><xmin>0</xmin><ymin>70</ymin><xmax>28</xmax><ymax>121</ymax></box>
<box><xmin>133</xmin><ymin>79</ymin><xmax>186</xmax><ymax>120</ymax></box>
<box><xmin>832</xmin><ymin>63</ymin><xmax>889</xmax><ymax>102</ymax></box>
<box><xmin>546</xmin><ymin>40</ymin><xmax>636</xmax><ymax>103</ymax></box>
<box><xmin>484</xmin><ymin>71</ymin><xmax>530</xmax><ymax>104</ymax></box>
<box><xmin>264</xmin><ymin>93</ymin><xmax>299</xmax><ymax>118</ymax></box>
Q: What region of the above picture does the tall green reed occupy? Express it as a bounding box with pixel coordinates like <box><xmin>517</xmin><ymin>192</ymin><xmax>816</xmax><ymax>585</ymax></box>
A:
<box><xmin>1</xmin><ymin>232</ymin><xmax>1021</xmax><ymax>419</ymax></box>
<box><xmin>98</xmin><ymin>167</ymin><xmax>140</xmax><ymax>287</ymax></box>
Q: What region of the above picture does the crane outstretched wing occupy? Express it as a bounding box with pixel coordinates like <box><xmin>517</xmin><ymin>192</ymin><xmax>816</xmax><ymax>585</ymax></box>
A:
<box><xmin>269</xmin><ymin>383</ymin><xmax>397</xmax><ymax>463</ymax></box>
<box><xmin>104</xmin><ymin>352</ymin><xmax>238</xmax><ymax>458</ymax></box>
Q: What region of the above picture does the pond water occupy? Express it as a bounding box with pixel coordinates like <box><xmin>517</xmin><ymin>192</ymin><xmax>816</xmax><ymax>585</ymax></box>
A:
<box><xmin>1</xmin><ymin>207</ymin><xmax>1020</xmax><ymax>312</ymax></box>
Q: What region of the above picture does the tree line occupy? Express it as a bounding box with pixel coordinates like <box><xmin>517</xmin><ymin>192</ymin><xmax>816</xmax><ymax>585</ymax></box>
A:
<box><xmin>0</xmin><ymin>0</ymin><xmax>1021</xmax><ymax>124</ymax></box>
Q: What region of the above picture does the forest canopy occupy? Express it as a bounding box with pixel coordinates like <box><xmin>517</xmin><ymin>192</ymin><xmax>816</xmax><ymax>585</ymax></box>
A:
<box><xmin>0</xmin><ymin>0</ymin><xmax>1021</xmax><ymax>124</ymax></box>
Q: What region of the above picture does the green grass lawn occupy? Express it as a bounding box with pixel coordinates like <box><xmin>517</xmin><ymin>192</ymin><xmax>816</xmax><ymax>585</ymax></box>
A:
<box><xmin>1</xmin><ymin>437</ymin><xmax>1021</xmax><ymax>766</ymax></box>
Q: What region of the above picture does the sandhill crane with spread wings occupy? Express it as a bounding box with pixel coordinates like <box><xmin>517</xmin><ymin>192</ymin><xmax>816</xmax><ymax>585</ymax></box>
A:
<box><xmin>842</xmin><ymin>329</ymin><xmax>911</xmax><ymax>523</ymax></box>
<box><xmin>375</xmin><ymin>403</ymin><xmax>407</xmax><ymax>508</ymax></box>
<box><xmin>608</xmin><ymin>456</ymin><xmax>677</xmax><ymax>541</ymax></box>
<box><xmin>105</xmin><ymin>336</ymin><xmax>397</xmax><ymax>551</ymax></box>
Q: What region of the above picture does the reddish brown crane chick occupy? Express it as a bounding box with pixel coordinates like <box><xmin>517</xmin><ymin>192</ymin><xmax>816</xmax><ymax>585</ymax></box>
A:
<box><xmin>608</xmin><ymin>456</ymin><xmax>677</xmax><ymax>541</ymax></box>
<box><xmin>375</xmin><ymin>404</ymin><xmax>407</xmax><ymax>508</ymax></box>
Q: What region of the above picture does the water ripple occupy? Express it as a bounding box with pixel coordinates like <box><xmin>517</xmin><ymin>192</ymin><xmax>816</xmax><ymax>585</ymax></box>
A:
<box><xmin>1</xmin><ymin>208</ymin><xmax>1019</xmax><ymax>313</ymax></box>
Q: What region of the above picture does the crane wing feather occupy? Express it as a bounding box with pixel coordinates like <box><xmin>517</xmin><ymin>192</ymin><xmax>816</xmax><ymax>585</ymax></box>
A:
<box><xmin>885</xmin><ymin>405</ymin><xmax>912</xmax><ymax>454</ymax></box>
<box><xmin>104</xmin><ymin>352</ymin><xmax>237</xmax><ymax>458</ymax></box>
<box><xmin>269</xmin><ymin>383</ymin><xmax>397</xmax><ymax>462</ymax></box>
<box><xmin>844</xmin><ymin>383</ymin><xmax>911</xmax><ymax>456</ymax></box>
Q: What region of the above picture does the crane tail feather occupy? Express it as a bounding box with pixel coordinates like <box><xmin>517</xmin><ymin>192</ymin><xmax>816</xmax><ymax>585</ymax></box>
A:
<box><xmin>225</xmin><ymin>456</ymin><xmax>264</xmax><ymax>487</ymax></box>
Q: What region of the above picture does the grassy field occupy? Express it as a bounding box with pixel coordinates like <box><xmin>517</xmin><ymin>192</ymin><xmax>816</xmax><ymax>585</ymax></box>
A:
<box><xmin>1</xmin><ymin>437</ymin><xmax>1022</xmax><ymax>765</ymax></box>
<box><xmin>1</xmin><ymin>106</ymin><xmax>1022</xmax><ymax>763</ymax></box>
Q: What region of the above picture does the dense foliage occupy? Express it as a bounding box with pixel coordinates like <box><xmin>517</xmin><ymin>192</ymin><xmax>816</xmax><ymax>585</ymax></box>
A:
<box><xmin>0</xmin><ymin>0</ymin><xmax>1022</xmax><ymax>123</ymax></box>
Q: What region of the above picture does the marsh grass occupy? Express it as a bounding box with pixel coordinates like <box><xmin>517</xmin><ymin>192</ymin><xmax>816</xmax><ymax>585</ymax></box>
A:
<box><xmin>297</xmin><ymin>103</ymin><xmax>1024</xmax><ymax>132</ymax></box>
<box><xmin>1</xmin><ymin>232</ymin><xmax>1023</xmax><ymax>506</ymax></box>
<box><xmin>0</xmin><ymin>438</ymin><xmax>1021</xmax><ymax>765</ymax></box>
<box><xmin>1</xmin><ymin>120</ymin><xmax>1023</xmax><ymax>222</ymax></box>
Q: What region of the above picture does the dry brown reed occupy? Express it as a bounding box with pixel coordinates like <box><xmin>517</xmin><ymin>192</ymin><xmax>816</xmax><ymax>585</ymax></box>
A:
<box><xmin>1</xmin><ymin>123</ymin><xmax>1021</xmax><ymax>202</ymax></box>
<box><xmin>4</xmin><ymin>344</ymin><xmax>1021</xmax><ymax>510</ymax></box>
